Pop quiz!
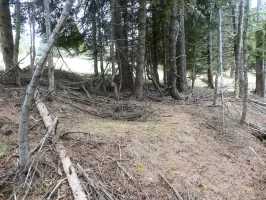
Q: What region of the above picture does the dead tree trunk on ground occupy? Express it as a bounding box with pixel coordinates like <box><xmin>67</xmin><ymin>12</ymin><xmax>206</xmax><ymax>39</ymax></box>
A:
<box><xmin>35</xmin><ymin>95</ymin><xmax>87</xmax><ymax>200</ymax></box>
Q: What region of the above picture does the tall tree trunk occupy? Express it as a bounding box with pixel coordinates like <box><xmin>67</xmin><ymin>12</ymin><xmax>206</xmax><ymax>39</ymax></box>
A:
<box><xmin>97</xmin><ymin>0</ymin><xmax>106</xmax><ymax>92</ymax></box>
<box><xmin>213</xmin><ymin>7</ymin><xmax>224</xmax><ymax>106</ymax></box>
<box><xmin>207</xmin><ymin>9</ymin><xmax>214</xmax><ymax>89</ymax></box>
<box><xmin>163</xmin><ymin>22</ymin><xmax>169</xmax><ymax>86</ymax></box>
<box><xmin>0</xmin><ymin>0</ymin><xmax>17</xmax><ymax>84</ymax></box>
<box><xmin>30</xmin><ymin>1</ymin><xmax>36</xmax><ymax>75</ymax></box>
<box><xmin>168</xmin><ymin>0</ymin><xmax>182</xmax><ymax>100</ymax></box>
<box><xmin>218</xmin><ymin>7</ymin><xmax>225</xmax><ymax>126</ymax></box>
<box><xmin>235</xmin><ymin>0</ymin><xmax>244</xmax><ymax>98</ymax></box>
<box><xmin>241</xmin><ymin>0</ymin><xmax>250</xmax><ymax>122</ymax></box>
<box><xmin>44</xmin><ymin>0</ymin><xmax>55</xmax><ymax>101</ymax></box>
<box><xmin>178</xmin><ymin>0</ymin><xmax>188</xmax><ymax>92</ymax></box>
<box><xmin>135</xmin><ymin>0</ymin><xmax>147</xmax><ymax>100</ymax></box>
<box><xmin>151</xmin><ymin>3</ymin><xmax>160</xmax><ymax>85</ymax></box>
<box><xmin>92</xmin><ymin>0</ymin><xmax>98</xmax><ymax>77</ymax></box>
<box><xmin>114</xmin><ymin>0</ymin><xmax>133</xmax><ymax>90</ymax></box>
<box><xmin>239</xmin><ymin>0</ymin><xmax>245</xmax><ymax>96</ymax></box>
<box><xmin>255</xmin><ymin>0</ymin><xmax>265</xmax><ymax>97</ymax></box>
<box><xmin>18</xmin><ymin>0</ymin><xmax>75</xmax><ymax>170</ymax></box>
<box><xmin>231</xmin><ymin>1</ymin><xmax>240</xmax><ymax>78</ymax></box>
<box><xmin>192</xmin><ymin>32</ymin><xmax>197</xmax><ymax>89</ymax></box>
<box><xmin>14</xmin><ymin>0</ymin><xmax>21</xmax><ymax>86</ymax></box>
<box><xmin>110</xmin><ymin>0</ymin><xmax>119</xmax><ymax>100</ymax></box>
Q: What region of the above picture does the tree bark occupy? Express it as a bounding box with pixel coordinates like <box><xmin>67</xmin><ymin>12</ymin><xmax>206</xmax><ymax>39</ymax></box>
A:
<box><xmin>207</xmin><ymin>9</ymin><xmax>214</xmax><ymax>89</ymax></box>
<box><xmin>0</xmin><ymin>0</ymin><xmax>19</xmax><ymax>85</ymax></box>
<box><xmin>235</xmin><ymin>0</ymin><xmax>244</xmax><ymax>98</ymax></box>
<box><xmin>241</xmin><ymin>0</ymin><xmax>250</xmax><ymax>122</ymax></box>
<box><xmin>168</xmin><ymin>0</ymin><xmax>182</xmax><ymax>100</ymax></box>
<box><xmin>151</xmin><ymin>3</ymin><xmax>160</xmax><ymax>85</ymax></box>
<box><xmin>178</xmin><ymin>0</ymin><xmax>188</xmax><ymax>92</ymax></box>
<box><xmin>213</xmin><ymin>7</ymin><xmax>224</xmax><ymax>106</ymax></box>
<box><xmin>14</xmin><ymin>0</ymin><xmax>22</xmax><ymax>86</ymax></box>
<box><xmin>97</xmin><ymin>0</ymin><xmax>106</xmax><ymax>92</ymax></box>
<box><xmin>163</xmin><ymin>22</ymin><xmax>169</xmax><ymax>86</ymax></box>
<box><xmin>92</xmin><ymin>0</ymin><xmax>98</xmax><ymax>77</ymax></box>
<box><xmin>255</xmin><ymin>0</ymin><xmax>265</xmax><ymax>97</ymax></box>
<box><xmin>231</xmin><ymin>1</ymin><xmax>240</xmax><ymax>78</ymax></box>
<box><xmin>30</xmin><ymin>1</ymin><xmax>36</xmax><ymax>75</ymax></box>
<box><xmin>135</xmin><ymin>0</ymin><xmax>147</xmax><ymax>100</ymax></box>
<box><xmin>218</xmin><ymin>7</ymin><xmax>225</xmax><ymax>125</ymax></box>
<box><xmin>110</xmin><ymin>0</ymin><xmax>119</xmax><ymax>100</ymax></box>
<box><xmin>44</xmin><ymin>0</ymin><xmax>55</xmax><ymax>101</ymax></box>
<box><xmin>114</xmin><ymin>0</ymin><xmax>133</xmax><ymax>90</ymax></box>
<box><xmin>18</xmin><ymin>0</ymin><xmax>75</xmax><ymax>170</ymax></box>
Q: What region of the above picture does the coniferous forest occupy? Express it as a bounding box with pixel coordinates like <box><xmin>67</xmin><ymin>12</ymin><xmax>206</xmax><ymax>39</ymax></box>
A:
<box><xmin>1</xmin><ymin>0</ymin><xmax>266</xmax><ymax>199</ymax></box>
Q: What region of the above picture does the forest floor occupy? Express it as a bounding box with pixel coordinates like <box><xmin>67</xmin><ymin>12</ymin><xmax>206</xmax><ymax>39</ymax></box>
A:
<box><xmin>1</xmin><ymin>74</ymin><xmax>266</xmax><ymax>199</ymax></box>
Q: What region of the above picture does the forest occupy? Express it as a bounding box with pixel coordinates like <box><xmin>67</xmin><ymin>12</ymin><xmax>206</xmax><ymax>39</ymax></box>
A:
<box><xmin>1</xmin><ymin>0</ymin><xmax>266</xmax><ymax>199</ymax></box>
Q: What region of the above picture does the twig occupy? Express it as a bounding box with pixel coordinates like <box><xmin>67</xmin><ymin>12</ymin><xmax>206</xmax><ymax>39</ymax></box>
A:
<box><xmin>28</xmin><ymin>117</ymin><xmax>59</xmax><ymax>158</ymax></box>
<box><xmin>76</xmin><ymin>163</ymin><xmax>114</xmax><ymax>200</ymax></box>
<box><xmin>46</xmin><ymin>178</ymin><xmax>67</xmax><ymax>200</ymax></box>
<box><xmin>159</xmin><ymin>174</ymin><xmax>183</xmax><ymax>200</ymax></box>
<box><xmin>0</xmin><ymin>52</ymin><xmax>30</xmax><ymax>77</ymax></box>
<box><xmin>82</xmin><ymin>86</ymin><xmax>91</xmax><ymax>98</ymax></box>
<box><xmin>116</xmin><ymin>161</ymin><xmax>133</xmax><ymax>181</ymax></box>
<box><xmin>249</xmin><ymin>146</ymin><xmax>257</xmax><ymax>155</ymax></box>
<box><xmin>60</xmin><ymin>131</ymin><xmax>91</xmax><ymax>138</ymax></box>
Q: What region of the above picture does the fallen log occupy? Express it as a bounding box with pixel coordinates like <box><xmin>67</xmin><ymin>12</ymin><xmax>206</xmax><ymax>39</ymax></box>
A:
<box><xmin>249</xmin><ymin>99</ymin><xmax>266</xmax><ymax>107</ymax></box>
<box><xmin>35</xmin><ymin>96</ymin><xmax>87</xmax><ymax>200</ymax></box>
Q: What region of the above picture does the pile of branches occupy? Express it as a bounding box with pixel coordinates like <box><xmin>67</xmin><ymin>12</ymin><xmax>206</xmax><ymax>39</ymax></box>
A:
<box><xmin>57</xmin><ymin>90</ymin><xmax>154</xmax><ymax>121</ymax></box>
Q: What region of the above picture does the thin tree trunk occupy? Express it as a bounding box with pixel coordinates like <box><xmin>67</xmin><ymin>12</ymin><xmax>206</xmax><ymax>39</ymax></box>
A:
<box><xmin>14</xmin><ymin>0</ymin><xmax>21</xmax><ymax>86</ymax></box>
<box><xmin>151</xmin><ymin>3</ymin><xmax>160</xmax><ymax>85</ymax></box>
<box><xmin>207</xmin><ymin>9</ymin><xmax>214</xmax><ymax>89</ymax></box>
<box><xmin>163</xmin><ymin>22</ymin><xmax>169</xmax><ymax>87</ymax></box>
<box><xmin>178</xmin><ymin>0</ymin><xmax>188</xmax><ymax>92</ymax></box>
<box><xmin>192</xmin><ymin>37</ymin><xmax>197</xmax><ymax>89</ymax></box>
<box><xmin>110</xmin><ymin>0</ymin><xmax>119</xmax><ymax>100</ymax></box>
<box><xmin>44</xmin><ymin>0</ymin><xmax>55</xmax><ymax>101</ymax></box>
<box><xmin>213</xmin><ymin>8</ymin><xmax>224</xmax><ymax>106</ymax></box>
<box><xmin>92</xmin><ymin>0</ymin><xmax>98</xmax><ymax>77</ymax></box>
<box><xmin>192</xmin><ymin>20</ymin><xmax>197</xmax><ymax>89</ymax></box>
<box><xmin>18</xmin><ymin>0</ymin><xmax>75</xmax><ymax>169</ymax></box>
<box><xmin>30</xmin><ymin>1</ymin><xmax>36</xmax><ymax>75</ymax></box>
<box><xmin>241</xmin><ymin>0</ymin><xmax>250</xmax><ymax>122</ymax></box>
<box><xmin>218</xmin><ymin>7</ymin><xmax>225</xmax><ymax>127</ymax></box>
<box><xmin>97</xmin><ymin>0</ymin><xmax>106</xmax><ymax>92</ymax></box>
<box><xmin>255</xmin><ymin>0</ymin><xmax>265</xmax><ymax>97</ymax></box>
<box><xmin>168</xmin><ymin>0</ymin><xmax>182</xmax><ymax>100</ymax></box>
<box><xmin>231</xmin><ymin>1</ymin><xmax>240</xmax><ymax>78</ymax></box>
<box><xmin>235</xmin><ymin>0</ymin><xmax>244</xmax><ymax>98</ymax></box>
<box><xmin>135</xmin><ymin>0</ymin><xmax>147</xmax><ymax>100</ymax></box>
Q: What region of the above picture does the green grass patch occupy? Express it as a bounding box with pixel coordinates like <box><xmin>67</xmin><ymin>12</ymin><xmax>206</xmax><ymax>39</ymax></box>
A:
<box><xmin>0</xmin><ymin>140</ymin><xmax>9</xmax><ymax>156</ymax></box>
